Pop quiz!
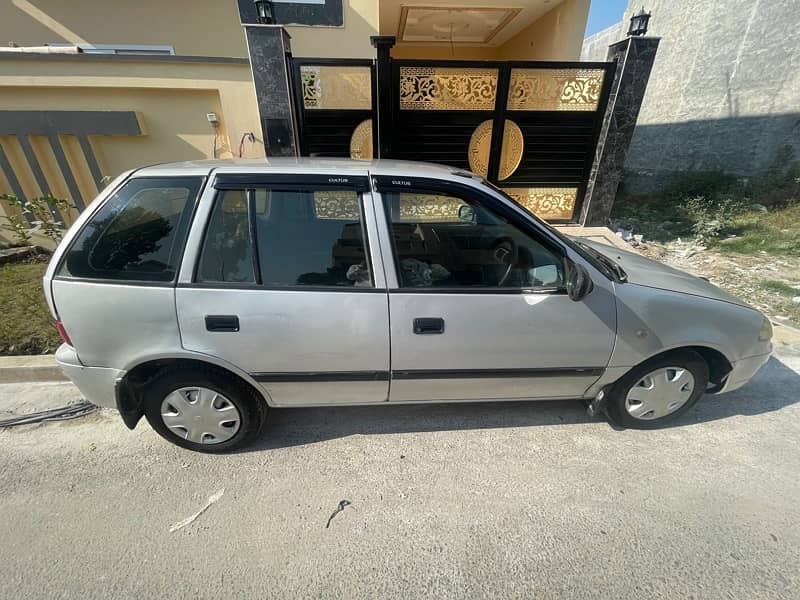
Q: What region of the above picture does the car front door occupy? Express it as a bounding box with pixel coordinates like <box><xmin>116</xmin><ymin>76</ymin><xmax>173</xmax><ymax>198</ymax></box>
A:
<box><xmin>176</xmin><ymin>171</ymin><xmax>390</xmax><ymax>406</ymax></box>
<box><xmin>373</xmin><ymin>176</ymin><xmax>616</xmax><ymax>402</ymax></box>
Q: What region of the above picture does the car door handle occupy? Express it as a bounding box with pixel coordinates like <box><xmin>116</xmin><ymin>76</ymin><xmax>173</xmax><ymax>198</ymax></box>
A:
<box><xmin>205</xmin><ymin>315</ymin><xmax>240</xmax><ymax>332</ymax></box>
<box><xmin>413</xmin><ymin>317</ymin><xmax>445</xmax><ymax>335</ymax></box>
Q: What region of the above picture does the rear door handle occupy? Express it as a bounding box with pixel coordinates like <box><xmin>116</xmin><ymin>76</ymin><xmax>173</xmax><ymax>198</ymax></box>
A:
<box><xmin>413</xmin><ymin>317</ymin><xmax>445</xmax><ymax>335</ymax></box>
<box><xmin>205</xmin><ymin>315</ymin><xmax>240</xmax><ymax>332</ymax></box>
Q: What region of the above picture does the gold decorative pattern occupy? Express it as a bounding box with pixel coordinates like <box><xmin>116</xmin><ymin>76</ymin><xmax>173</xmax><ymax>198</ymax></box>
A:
<box><xmin>398</xmin><ymin>193</ymin><xmax>467</xmax><ymax>222</ymax></box>
<box><xmin>300</xmin><ymin>65</ymin><xmax>372</xmax><ymax>110</ymax></box>
<box><xmin>503</xmin><ymin>188</ymin><xmax>578</xmax><ymax>220</ymax></box>
<box><xmin>468</xmin><ymin>119</ymin><xmax>524</xmax><ymax>181</ymax></box>
<box><xmin>399</xmin><ymin>67</ymin><xmax>498</xmax><ymax>111</ymax></box>
<box><xmin>349</xmin><ymin>119</ymin><xmax>373</xmax><ymax>160</ymax></box>
<box><xmin>507</xmin><ymin>69</ymin><xmax>605</xmax><ymax>112</ymax></box>
<box><xmin>313</xmin><ymin>191</ymin><xmax>360</xmax><ymax>220</ymax></box>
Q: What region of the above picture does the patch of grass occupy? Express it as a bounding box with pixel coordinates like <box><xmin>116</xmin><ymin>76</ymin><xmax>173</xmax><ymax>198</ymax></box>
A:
<box><xmin>610</xmin><ymin>196</ymin><xmax>695</xmax><ymax>242</ymax></box>
<box><xmin>759</xmin><ymin>280</ymin><xmax>799</xmax><ymax>297</ymax></box>
<box><xmin>713</xmin><ymin>204</ymin><xmax>800</xmax><ymax>256</ymax></box>
<box><xmin>614</xmin><ymin>154</ymin><xmax>800</xmax><ymax>251</ymax></box>
<box><xmin>613</xmin><ymin>192</ymin><xmax>800</xmax><ymax>255</ymax></box>
<box><xmin>0</xmin><ymin>257</ymin><xmax>60</xmax><ymax>355</ymax></box>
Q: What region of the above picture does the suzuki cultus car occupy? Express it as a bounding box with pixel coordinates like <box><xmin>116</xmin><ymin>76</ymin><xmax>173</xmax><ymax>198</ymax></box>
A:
<box><xmin>44</xmin><ymin>159</ymin><xmax>772</xmax><ymax>452</ymax></box>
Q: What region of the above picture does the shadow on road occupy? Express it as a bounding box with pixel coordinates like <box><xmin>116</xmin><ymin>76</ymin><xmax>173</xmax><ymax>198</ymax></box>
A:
<box><xmin>243</xmin><ymin>357</ymin><xmax>799</xmax><ymax>452</ymax></box>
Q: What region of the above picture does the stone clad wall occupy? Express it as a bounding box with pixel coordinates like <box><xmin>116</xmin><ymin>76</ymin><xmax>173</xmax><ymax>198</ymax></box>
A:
<box><xmin>582</xmin><ymin>0</ymin><xmax>800</xmax><ymax>179</ymax></box>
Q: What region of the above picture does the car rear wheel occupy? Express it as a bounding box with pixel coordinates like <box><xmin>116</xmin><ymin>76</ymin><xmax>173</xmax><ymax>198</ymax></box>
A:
<box><xmin>143</xmin><ymin>367</ymin><xmax>266</xmax><ymax>453</ymax></box>
<box><xmin>605</xmin><ymin>350</ymin><xmax>709</xmax><ymax>429</ymax></box>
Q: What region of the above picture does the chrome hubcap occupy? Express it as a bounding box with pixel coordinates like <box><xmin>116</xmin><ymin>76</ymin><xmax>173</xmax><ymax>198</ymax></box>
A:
<box><xmin>625</xmin><ymin>367</ymin><xmax>695</xmax><ymax>420</ymax></box>
<box><xmin>160</xmin><ymin>387</ymin><xmax>241</xmax><ymax>444</ymax></box>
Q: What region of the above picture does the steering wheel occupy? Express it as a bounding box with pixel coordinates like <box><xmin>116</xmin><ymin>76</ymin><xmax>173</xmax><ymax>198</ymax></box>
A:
<box><xmin>491</xmin><ymin>238</ymin><xmax>519</xmax><ymax>286</ymax></box>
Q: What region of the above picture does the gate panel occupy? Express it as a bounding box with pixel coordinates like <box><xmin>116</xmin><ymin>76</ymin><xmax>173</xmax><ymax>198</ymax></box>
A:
<box><xmin>392</xmin><ymin>63</ymin><xmax>499</xmax><ymax>170</ymax></box>
<box><xmin>498</xmin><ymin>64</ymin><xmax>612</xmax><ymax>221</ymax></box>
<box><xmin>292</xmin><ymin>59</ymin><xmax>376</xmax><ymax>158</ymax></box>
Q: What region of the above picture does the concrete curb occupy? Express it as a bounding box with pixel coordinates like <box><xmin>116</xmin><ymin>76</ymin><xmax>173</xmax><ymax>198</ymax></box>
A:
<box><xmin>0</xmin><ymin>355</ymin><xmax>66</xmax><ymax>384</ymax></box>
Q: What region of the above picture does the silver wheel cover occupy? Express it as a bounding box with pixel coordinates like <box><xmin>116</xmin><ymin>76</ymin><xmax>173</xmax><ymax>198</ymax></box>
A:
<box><xmin>625</xmin><ymin>367</ymin><xmax>696</xmax><ymax>420</ymax></box>
<box><xmin>160</xmin><ymin>387</ymin><xmax>241</xmax><ymax>444</ymax></box>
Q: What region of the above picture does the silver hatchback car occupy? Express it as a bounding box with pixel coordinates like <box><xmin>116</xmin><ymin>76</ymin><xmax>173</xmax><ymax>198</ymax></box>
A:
<box><xmin>44</xmin><ymin>159</ymin><xmax>772</xmax><ymax>452</ymax></box>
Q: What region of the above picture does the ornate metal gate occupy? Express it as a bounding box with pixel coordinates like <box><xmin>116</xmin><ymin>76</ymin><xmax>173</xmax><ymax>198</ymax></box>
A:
<box><xmin>291</xmin><ymin>57</ymin><xmax>614</xmax><ymax>223</ymax></box>
<box><xmin>391</xmin><ymin>61</ymin><xmax>614</xmax><ymax>222</ymax></box>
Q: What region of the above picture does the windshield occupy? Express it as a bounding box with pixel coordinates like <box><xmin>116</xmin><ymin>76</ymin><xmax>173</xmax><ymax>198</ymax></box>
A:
<box><xmin>480</xmin><ymin>180</ymin><xmax>626</xmax><ymax>282</ymax></box>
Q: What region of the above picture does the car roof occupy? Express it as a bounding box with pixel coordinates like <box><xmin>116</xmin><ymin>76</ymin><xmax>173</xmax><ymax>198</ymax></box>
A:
<box><xmin>132</xmin><ymin>157</ymin><xmax>470</xmax><ymax>180</ymax></box>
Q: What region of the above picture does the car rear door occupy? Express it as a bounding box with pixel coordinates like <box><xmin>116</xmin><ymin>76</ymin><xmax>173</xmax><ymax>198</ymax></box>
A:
<box><xmin>372</xmin><ymin>175</ymin><xmax>616</xmax><ymax>402</ymax></box>
<box><xmin>176</xmin><ymin>170</ymin><xmax>390</xmax><ymax>406</ymax></box>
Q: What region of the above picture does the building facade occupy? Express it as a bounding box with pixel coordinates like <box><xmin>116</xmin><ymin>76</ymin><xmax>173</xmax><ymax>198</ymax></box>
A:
<box><xmin>1</xmin><ymin>0</ymin><xmax>609</xmax><ymax>244</ymax></box>
<box><xmin>583</xmin><ymin>0</ymin><xmax>800</xmax><ymax>183</ymax></box>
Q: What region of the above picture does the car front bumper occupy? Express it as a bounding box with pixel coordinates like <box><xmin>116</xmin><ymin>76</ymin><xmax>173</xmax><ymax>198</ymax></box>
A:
<box><xmin>718</xmin><ymin>350</ymin><xmax>772</xmax><ymax>394</ymax></box>
<box><xmin>55</xmin><ymin>344</ymin><xmax>123</xmax><ymax>409</ymax></box>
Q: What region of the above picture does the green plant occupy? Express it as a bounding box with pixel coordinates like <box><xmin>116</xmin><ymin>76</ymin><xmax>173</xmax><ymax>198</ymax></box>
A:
<box><xmin>0</xmin><ymin>193</ymin><xmax>74</xmax><ymax>247</ymax></box>
<box><xmin>682</xmin><ymin>196</ymin><xmax>746</xmax><ymax>242</ymax></box>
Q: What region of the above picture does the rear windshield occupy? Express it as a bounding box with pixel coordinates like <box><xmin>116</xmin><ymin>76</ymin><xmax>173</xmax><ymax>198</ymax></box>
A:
<box><xmin>58</xmin><ymin>177</ymin><xmax>202</xmax><ymax>282</ymax></box>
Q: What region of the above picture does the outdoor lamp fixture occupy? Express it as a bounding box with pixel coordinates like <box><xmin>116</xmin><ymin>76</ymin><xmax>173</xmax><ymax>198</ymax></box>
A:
<box><xmin>254</xmin><ymin>0</ymin><xmax>275</xmax><ymax>24</ymax></box>
<box><xmin>627</xmin><ymin>7</ymin><xmax>651</xmax><ymax>36</ymax></box>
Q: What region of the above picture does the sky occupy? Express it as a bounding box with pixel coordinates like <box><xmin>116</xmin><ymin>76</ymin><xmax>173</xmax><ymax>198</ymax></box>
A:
<box><xmin>585</xmin><ymin>0</ymin><xmax>628</xmax><ymax>36</ymax></box>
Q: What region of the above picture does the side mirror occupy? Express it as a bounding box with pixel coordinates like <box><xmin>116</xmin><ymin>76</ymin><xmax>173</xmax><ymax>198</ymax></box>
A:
<box><xmin>457</xmin><ymin>204</ymin><xmax>475</xmax><ymax>223</ymax></box>
<box><xmin>566</xmin><ymin>261</ymin><xmax>594</xmax><ymax>301</ymax></box>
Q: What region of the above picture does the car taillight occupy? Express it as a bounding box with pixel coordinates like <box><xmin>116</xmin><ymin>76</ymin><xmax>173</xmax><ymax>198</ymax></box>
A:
<box><xmin>55</xmin><ymin>320</ymin><xmax>73</xmax><ymax>346</ymax></box>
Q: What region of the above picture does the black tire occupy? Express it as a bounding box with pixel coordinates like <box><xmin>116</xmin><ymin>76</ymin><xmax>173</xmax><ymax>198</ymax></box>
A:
<box><xmin>605</xmin><ymin>350</ymin><xmax>709</xmax><ymax>429</ymax></box>
<box><xmin>143</xmin><ymin>366</ymin><xmax>266</xmax><ymax>453</ymax></box>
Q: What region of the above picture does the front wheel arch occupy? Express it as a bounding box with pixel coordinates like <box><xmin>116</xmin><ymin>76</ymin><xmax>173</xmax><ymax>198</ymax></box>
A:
<box><xmin>605</xmin><ymin>348</ymin><xmax>710</xmax><ymax>428</ymax></box>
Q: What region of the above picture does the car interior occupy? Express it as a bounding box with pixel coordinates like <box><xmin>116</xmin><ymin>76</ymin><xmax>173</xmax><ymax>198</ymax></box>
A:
<box><xmin>385</xmin><ymin>192</ymin><xmax>565</xmax><ymax>288</ymax></box>
<box><xmin>198</xmin><ymin>189</ymin><xmax>371</xmax><ymax>287</ymax></box>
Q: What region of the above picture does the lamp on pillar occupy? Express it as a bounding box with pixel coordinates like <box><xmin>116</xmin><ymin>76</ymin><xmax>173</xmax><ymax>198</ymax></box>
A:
<box><xmin>627</xmin><ymin>8</ymin><xmax>651</xmax><ymax>36</ymax></box>
<box><xmin>254</xmin><ymin>0</ymin><xmax>275</xmax><ymax>24</ymax></box>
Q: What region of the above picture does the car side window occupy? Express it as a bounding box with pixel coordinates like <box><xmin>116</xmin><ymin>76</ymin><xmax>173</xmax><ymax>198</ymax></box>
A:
<box><xmin>196</xmin><ymin>187</ymin><xmax>373</xmax><ymax>288</ymax></box>
<box><xmin>196</xmin><ymin>190</ymin><xmax>255</xmax><ymax>283</ymax></box>
<box><xmin>58</xmin><ymin>177</ymin><xmax>201</xmax><ymax>282</ymax></box>
<box><xmin>382</xmin><ymin>190</ymin><xmax>564</xmax><ymax>289</ymax></box>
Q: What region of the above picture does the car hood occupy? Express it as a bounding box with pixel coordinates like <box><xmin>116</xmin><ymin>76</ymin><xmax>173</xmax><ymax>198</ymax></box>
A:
<box><xmin>577</xmin><ymin>239</ymin><xmax>752</xmax><ymax>308</ymax></box>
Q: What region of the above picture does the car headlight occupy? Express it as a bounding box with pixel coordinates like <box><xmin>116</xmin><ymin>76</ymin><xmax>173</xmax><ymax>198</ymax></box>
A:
<box><xmin>759</xmin><ymin>317</ymin><xmax>773</xmax><ymax>342</ymax></box>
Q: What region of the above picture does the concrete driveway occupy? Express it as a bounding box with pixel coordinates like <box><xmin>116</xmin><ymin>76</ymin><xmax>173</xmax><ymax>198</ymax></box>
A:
<box><xmin>2</xmin><ymin>331</ymin><xmax>799</xmax><ymax>599</ymax></box>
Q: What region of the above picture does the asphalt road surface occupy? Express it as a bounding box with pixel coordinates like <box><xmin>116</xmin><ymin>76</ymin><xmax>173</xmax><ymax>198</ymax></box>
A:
<box><xmin>2</xmin><ymin>333</ymin><xmax>799</xmax><ymax>599</ymax></box>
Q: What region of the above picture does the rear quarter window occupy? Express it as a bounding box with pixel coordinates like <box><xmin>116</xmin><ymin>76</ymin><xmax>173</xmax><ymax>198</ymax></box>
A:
<box><xmin>58</xmin><ymin>177</ymin><xmax>202</xmax><ymax>282</ymax></box>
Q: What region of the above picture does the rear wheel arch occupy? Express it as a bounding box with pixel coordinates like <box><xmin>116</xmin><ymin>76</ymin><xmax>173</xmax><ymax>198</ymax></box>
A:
<box><xmin>117</xmin><ymin>357</ymin><xmax>270</xmax><ymax>430</ymax></box>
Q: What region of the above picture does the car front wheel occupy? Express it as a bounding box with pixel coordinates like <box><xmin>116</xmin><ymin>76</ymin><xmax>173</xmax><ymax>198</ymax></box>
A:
<box><xmin>605</xmin><ymin>350</ymin><xmax>709</xmax><ymax>429</ymax></box>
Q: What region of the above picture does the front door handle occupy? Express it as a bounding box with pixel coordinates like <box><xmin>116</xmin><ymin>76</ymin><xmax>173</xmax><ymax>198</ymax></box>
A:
<box><xmin>413</xmin><ymin>317</ymin><xmax>445</xmax><ymax>335</ymax></box>
<box><xmin>205</xmin><ymin>315</ymin><xmax>240</xmax><ymax>332</ymax></box>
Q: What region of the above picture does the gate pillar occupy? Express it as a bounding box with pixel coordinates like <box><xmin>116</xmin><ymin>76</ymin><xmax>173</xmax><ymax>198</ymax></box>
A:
<box><xmin>581</xmin><ymin>36</ymin><xmax>660</xmax><ymax>225</ymax></box>
<box><xmin>370</xmin><ymin>36</ymin><xmax>396</xmax><ymax>159</ymax></box>
<box><xmin>237</xmin><ymin>1</ymin><xmax>298</xmax><ymax>157</ymax></box>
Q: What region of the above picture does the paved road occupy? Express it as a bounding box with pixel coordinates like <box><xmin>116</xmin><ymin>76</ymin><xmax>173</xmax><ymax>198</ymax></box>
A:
<box><xmin>2</xmin><ymin>333</ymin><xmax>800</xmax><ymax>599</ymax></box>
